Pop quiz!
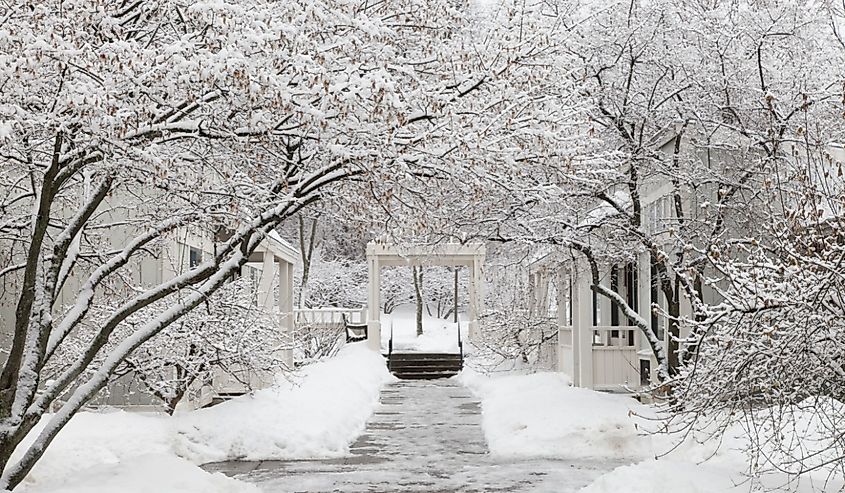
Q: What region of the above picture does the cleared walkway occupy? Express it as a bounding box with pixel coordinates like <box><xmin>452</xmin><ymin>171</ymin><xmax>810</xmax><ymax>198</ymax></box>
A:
<box><xmin>205</xmin><ymin>379</ymin><xmax>619</xmax><ymax>492</ymax></box>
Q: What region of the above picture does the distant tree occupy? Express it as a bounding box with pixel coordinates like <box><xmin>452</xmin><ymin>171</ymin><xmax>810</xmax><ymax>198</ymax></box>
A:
<box><xmin>412</xmin><ymin>266</ymin><xmax>424</xmax><ymax>336</ymax></box>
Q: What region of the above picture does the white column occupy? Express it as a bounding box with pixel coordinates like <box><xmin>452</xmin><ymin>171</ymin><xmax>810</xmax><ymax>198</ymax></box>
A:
<box><xmin>528</xmin><ymin>272</ymin><xmax>537</xmax><ymax>317</ymax></box>
<box><xmin>637</xmin><ymin>252</ymin><xmax>652</xmax><ymax>384</ymax></box>
<box><xmin>277</xmin><ymin>259</ymin><xmax>294</xmax><ymax>368</ymax></box>
<box><xmin>366</xmin><ymin>255</ymin><xmax>381</xmax><ymax>352</ymax></box>
<box><xmin>539</xmin><ymin>269</ymin><xmax>551</xmax><ymax>316</ymax></box>
<box><xmin>556</xmin><ymin>268</ymin><xmax>572</xmax><ymax>375</ymax></box>
<box><xmin>598</xmin><ymin>267</ymin><xmax>611</xmax><ymax>327</ymax></box>
<box><xmin>258</xmin><ymin>250</ymin><xmax>275</xmax><ymax>311</ymax></box>
<box><xmin>571</xmin><ymin>257</ymin><xmax>593</xmax><ymax>388</ymax></box>
<box><xmin>250</xmin><ymin>250</ymin><xmax>276</xmax><ymax>388</ymax></box>
<box><xmin>637</xmin><ymin>253</ymin><xmax>652</xmax><ymax>349</ymax></box>
<box><xmin>468</xmin><ymin>256</ymin><xmax>483</xmax><ymax>342</ymax></box>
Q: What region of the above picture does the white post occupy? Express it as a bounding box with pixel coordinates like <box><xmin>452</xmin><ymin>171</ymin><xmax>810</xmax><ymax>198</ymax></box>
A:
<box><xmin>252</xmin><ymin>250</ymin><xmax>276</xmax><ymax>388</ymax></box>
<box><xmin>571</xmin><ymin>257</ymin><xmax>593</xmax><ymax>388</ymax></box>
<box><xmin>556</xmin><ymin>268</ymin><xmax>571</xmax><ymax>375</ymax></box>
<box><xmin>468</xmin><ymin>256</ymin><xmax>483</xmax><ymax>342</ymax></box>
<box><xmin>278</xmin><ymin>259</ymin><xmax>294</xmax><ymax>368</ymax></box>
<box><xmin>367</xmin><ymin>255</ymin><xmax>381</xmax><ymax>352</ymax></box>
<box><xmin>258</xmin><ymin>250</ymin><xmax>275</xmax><ymax>311</ymax></box>
<box><xmin>637</xmin><ymin>251</ymin><xmax>652</xmax><ymax>353</ymax></box>
<box><xmin>538</xmin><ymin>269</ymin><xmax>550</xmax><ymax>317</ymax></box>
<box><xmin>528</xmin><ymin>272</ymin><xmax>537</xmax><ymax>317</ymax></box>
<box><xmin>598</xmin><ymin>266</ymin><xmax>611</xmax><ymax>327</ymax></box>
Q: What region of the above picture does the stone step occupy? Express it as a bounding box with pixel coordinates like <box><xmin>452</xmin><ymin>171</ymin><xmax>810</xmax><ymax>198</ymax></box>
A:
<box><xmin>387</xmin><ymin>352</ymin><xmax>463</xmax><ymax>380</ymax></box>
<box><xmin>390</xmin><ymin>351</ymin><xmax>461</xmax><ymax>359</ymax></box>
<box><xmin>388</xmin><ymin>359</ymin><xmax>463</xmax><ymax>368</ymax></box>
<box><xmin>389</xmin><ymin>364</ymin><xmax>462</xmax><ymax>373</ymax></box>
<box><xmin>393</xmin><ymin>370</ymin><xmax>460</xmax><ymax>380</ymax></box>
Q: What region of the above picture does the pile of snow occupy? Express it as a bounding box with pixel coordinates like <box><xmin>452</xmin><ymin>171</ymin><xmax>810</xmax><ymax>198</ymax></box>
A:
<box><xmin>578</xmin><ymin>458</ymin><xmax>844</xmax><ymax>493</ymax></box>
<box><xmin>176</xmin><ymin>344</ymin><xmax>394</xmax><ymax>462</ymax></box>
<box><xmin>11</xmin><ymin>411</ymin><xmax>173</xmax><ymax>490</ymax></box>
<box><xmin>578</xmin><ymin>459</ymin><xmax>740</xmax><ymax>493</ymax></box>
<box><xmin>14</xmin><ymin>345</ymin><xmax>392</xmax><ymax>493</ymax></box>
<box><xmin>462</xmin><ymin>366</ymin><xmax>845</xmax><ymax>493</ymax></box>
<box><xmin>460</xmin><ymin>369</ymin><xmax>656</xmax><ymax>459</ymax></box>
<box><xmin>22</xmin><ymin>455</ymin><xmax>258</xmax><ymax>493</ymax></box>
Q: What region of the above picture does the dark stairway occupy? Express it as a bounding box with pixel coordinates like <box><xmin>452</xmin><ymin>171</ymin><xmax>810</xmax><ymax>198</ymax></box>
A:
<box><xmin>387</xmin><ymin>352</ymin><xmax>463</xmax><ymax>380</ymax></box>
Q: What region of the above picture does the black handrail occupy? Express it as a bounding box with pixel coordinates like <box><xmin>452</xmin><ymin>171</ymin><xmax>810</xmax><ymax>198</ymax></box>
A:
<box><xmin>388</xmin><ymin>320</ymin><xmax>394</xmax><ymax>360</ymax></box>
<box><xmin>457</xmin><ymin>320</ymin><xmax>463</xmax><ymax>366</ymax></box>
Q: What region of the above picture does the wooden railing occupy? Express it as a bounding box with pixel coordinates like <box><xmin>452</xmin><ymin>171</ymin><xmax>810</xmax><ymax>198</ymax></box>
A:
<box><xmin>590</xmin><ymin>326</ymin><xmax>640</xmax><ymax>389</ymax></box>
<box><xmin>557</xmin><ymin>324</ymin><xmax>643</xmax><ymax>389</ymax></box>
<box><xmin>294</xmin><ymin>306</ymin><xmax>367</xmax><ymax>328</ymax></box>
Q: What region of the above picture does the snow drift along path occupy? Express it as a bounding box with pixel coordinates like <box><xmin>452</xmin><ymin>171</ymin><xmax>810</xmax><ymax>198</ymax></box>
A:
<box><xmin>462</xmin><ymin>368</ymin><xmax>845</xmax><ymax>493</ymax></box>
<box><xmin>459</xmin><ymin>369</ymin><xmax>657</xmax><ymax>460</ymax></box>
<box><xmin>14</xmin><ymin>345</ymin><xmax>392</xmax><ymax>493</ymax></box>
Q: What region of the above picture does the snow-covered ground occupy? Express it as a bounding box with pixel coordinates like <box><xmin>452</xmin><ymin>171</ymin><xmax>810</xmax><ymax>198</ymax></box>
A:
<box><xmin>12</xmin><ymin>338</ymin><xmax>845</xmax><ymax>493</ymax></box>
<box><xmin>379</xmin><ymin>304</ymin><xmax>467</xmax><ymax>353</ymax></box>
<box><xmin>12</xmin><ymin>345</ymin><xmax>392</xmax><ymax>493</ymax></box>
<box><xmin>461</xmin><ymin>366</ymin><xmax>845</xmax><ymax>493</ymax></box>
<box><xmin>460</xmin><ymin>370</ymin><xmax>657</xmax><ymax>460</ymax></box>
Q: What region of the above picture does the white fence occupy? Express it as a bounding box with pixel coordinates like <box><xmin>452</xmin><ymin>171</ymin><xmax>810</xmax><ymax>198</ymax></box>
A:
<box><xmin>591</xmin><ymin>326</ymin><xmax>640</xmax><ymax>389</ymax></box>
<box><xmin>293</xmin><ymin>306</ymin><xmax>367</xmax><ymax>328</ymax></box>
<box><xmin>558</xmin><ymin>325</ymin><xmax>643</xmax><ymax>390</ymax></box>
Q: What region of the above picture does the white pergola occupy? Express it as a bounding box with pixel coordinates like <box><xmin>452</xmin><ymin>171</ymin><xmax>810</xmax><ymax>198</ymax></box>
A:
<box><xmin>365</xmin><ymin>242</ymin><xmax>486</xmax><ymax>352</ymax></box>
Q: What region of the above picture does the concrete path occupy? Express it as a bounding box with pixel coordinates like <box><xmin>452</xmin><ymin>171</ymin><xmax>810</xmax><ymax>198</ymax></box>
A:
<box><xmin>205</xmin><ymin>379</ymin><xmax>619</xmax><ymax>492</ymax></box>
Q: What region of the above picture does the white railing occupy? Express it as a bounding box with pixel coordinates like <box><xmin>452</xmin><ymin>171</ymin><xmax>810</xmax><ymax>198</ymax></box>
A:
<box><xmin>557</xmin><ymin>324</ymin><xmax>643</xmax><ymax>389</ymax></box>
<box><xmin>293</xmin><ymin>306</ymin><xmax>367</xmax><ymax>328</ymax></box>
<box><xmin>591</xmin><ymin>325</ymin><xmax>639</xmax><ymax>348</ymax></box>
<box><xmin>591</xmin><ymin>326</ymin><xmax>640</xmax><ymax>389</ymax></box>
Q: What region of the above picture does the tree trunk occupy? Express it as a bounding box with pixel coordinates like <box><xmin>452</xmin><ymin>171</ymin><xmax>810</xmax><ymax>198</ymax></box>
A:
<box><xmin>297</xmin><ymin>216</ymin><xmax>319</xmax><ymax>307</ymax></box>
<box><xmin>413</xmin><ymin>266</ymin><xmax>424</xmax><ymax>336</ymax></box>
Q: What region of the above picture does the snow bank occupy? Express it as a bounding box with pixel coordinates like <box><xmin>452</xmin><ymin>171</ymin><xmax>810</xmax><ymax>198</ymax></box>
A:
<box><xmin>14</xmin><ymin>345</ymin><xmax>391</xmax><ymax>493</ymax></box>
<box><xmin>461</xmin><ymin>369</ymin><xmax>656</xmax><ymax>460</ymax></box>
<box><xmin>176</xmin><ymin>344</ymin><xmax>394</xmax><ymax>462</ymax></box>
<box><xmin>11</xmin><ymin>411</ymin><xmax>175</xmax><ymax>491</ymax></box>
<box><xmin>578</xmin><ymin>458</ymin><xmax>844</xmax><ymax>493</ymax></box>
<box><xmin>578</xmin><ymin>459</ymin><xmax>740</xmax><ymax>493</ymax></box>
<box><xmin>21</xmin><ymin>455</ymin><xmax>259</xmax><ymax>493</ymax></box>
<box><xmin>463</xmin><ymin>368</ymin><xmax>845</xmax><ymax>492</ymax></box>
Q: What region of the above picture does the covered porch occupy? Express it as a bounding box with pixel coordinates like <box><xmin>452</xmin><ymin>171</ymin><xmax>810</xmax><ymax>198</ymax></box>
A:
<box><xmin>532</xmin><ymin>252</ymin><xmax>688</xmax><ymax>391</ymax></box>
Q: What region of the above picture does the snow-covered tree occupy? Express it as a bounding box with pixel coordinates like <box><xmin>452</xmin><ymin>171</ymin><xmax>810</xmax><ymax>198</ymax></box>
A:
<box><xmin>0</xmin><ymin>0</ymin><xmax>590</xmax><ymax>486</ymax></box>
<box><xmin>112</xmin><ymin>276</ymin><xmax>279</xmax><ymax>414</ymax></box>
<box><xmin>466</xmin><ymin>0</ymin><xmax>845</xmax><ymax>383</ymax></box>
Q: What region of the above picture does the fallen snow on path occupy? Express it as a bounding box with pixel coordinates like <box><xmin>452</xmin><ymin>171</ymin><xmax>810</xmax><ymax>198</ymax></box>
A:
<box><xmin>15</xmin><ymin>345</ymin><xmax>392</xmax><ymax>493</ymax></box>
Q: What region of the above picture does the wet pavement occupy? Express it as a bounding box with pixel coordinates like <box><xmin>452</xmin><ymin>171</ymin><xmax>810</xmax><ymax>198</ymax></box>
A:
<box><xmin>205</xmin><ymin>379</ymin><xmax>621</xmax><ymax>492</ymax></box>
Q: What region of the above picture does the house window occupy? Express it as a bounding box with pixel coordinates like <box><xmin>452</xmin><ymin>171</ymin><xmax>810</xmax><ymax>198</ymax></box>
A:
<box><xmin>189</xmin><ymin>247</ymin><xmax>203</xmax><ymax>268</ymax></box>
<box><xmin>646</xmin><ymin>195</ymin><xmax>674</xmax><ymax>234</ymax></box>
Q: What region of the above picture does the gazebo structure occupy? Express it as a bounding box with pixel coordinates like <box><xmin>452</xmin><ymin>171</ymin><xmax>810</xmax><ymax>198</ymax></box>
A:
<box><xmin>365</xmin><ymin>242</ymin><xmax>486</xmax><ymax>352</ymax></box>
